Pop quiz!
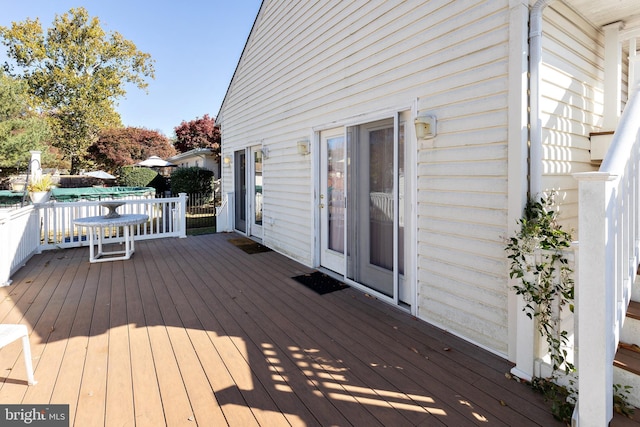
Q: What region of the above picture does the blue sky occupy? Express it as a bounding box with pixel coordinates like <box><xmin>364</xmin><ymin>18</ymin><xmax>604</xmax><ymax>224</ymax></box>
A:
<box><xmin>0</xmin><ymin>0</ymin><xmax>262</xmax><ymax>137</ymax></box>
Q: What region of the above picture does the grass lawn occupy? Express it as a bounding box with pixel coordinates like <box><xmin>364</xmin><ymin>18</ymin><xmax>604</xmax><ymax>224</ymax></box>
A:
<box><xmin>187</xmin><ymin>226</ymin><xmax>216</xmax><ymax>236</ymax></box>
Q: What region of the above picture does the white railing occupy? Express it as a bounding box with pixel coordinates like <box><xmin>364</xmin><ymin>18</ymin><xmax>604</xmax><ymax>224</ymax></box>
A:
<box><xmin>39</xmin><ymin>193</ymin><xmax>187</xmax><ymax>250</ymax></box>
<box><xmin>0</xmin><ymin>205</ymin><xmax>40</xmax><ymax>286</ymax></box>
<box><xmin>0</xmin><ymin>194</ymin><xmax>187</xmax><ymax>286</ymax></box>
<box><xmin>370</xmin><ymin>192</ymin><xmax>393</xmax><ymax>222</ymax></box>
<box><xmin>574</xmin><ymin>83</ymin><xmax>640</xmax><ymax>426</ymax></box>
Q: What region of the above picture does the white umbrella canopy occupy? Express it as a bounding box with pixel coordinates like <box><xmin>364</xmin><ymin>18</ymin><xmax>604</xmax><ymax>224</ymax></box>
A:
<box><xmin>84</xmin><ymin>170</ymin><xmax>116</xmax><ymax>179</ymax></box>
<box><xmin>136</xmin><ymin>156</ymin><xmax>176</xmax><ymax>167</ymax></box>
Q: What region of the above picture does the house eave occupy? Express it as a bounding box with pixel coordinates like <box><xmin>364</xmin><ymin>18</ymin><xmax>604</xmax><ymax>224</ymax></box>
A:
<box><xmin>168</xmin><ymin>148</ymin><xmax>214</xmax><ymax>162</ymax></box>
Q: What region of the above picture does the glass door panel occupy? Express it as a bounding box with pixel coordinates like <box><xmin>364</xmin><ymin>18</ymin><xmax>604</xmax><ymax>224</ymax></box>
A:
<box><xmin>250</xmin><ymin>147</ymin><xmax>263</xmax><ymax>237</ymax></box>
<box><xmin>327</xmin><ymin>137</ymin><xmax>345</xmax><ymax>254</ymax></box>
<box><xmin>234</xmin><ymin>150</ymin><xmax>246</xmax><ymax>233</ymax></box>
<box><xmin>346</xmin><ymin>118</ymin><xmax>395</xmax><ymax>298</ymax></box>
<box><xmin>320</xmin><ymin>129</ymin><xmax>345</xmax><ymax>274</ymax></box>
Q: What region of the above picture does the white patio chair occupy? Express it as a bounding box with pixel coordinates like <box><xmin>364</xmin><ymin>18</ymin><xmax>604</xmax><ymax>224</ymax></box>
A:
<box><xmin>0</xmin><ymin>325</ymin><xmax>37</xmax><ymax>385</ymax></box>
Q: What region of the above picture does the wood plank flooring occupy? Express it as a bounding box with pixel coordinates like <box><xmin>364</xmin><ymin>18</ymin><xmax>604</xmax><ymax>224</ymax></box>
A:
<box><xmin>0</xmin><ymin>232</ymin><xmax>636</xmax><ymax>426</ymax></box>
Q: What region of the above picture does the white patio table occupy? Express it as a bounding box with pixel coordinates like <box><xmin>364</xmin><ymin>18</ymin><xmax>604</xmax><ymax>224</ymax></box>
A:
<box><xmin>73</xmin><ymin>213</ymin><xmax>148</xmax><ymax>263</ymax></box>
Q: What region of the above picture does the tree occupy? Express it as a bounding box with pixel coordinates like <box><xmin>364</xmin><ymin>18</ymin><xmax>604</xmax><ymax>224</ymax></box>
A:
<box><xmin>170</xmin><ymin>166</ymin><xmax>214</xmax><ymax>195</ymax></box>
<box><xmin>88</xmin><ymin>127</ymin><xmax>176</xmax><ymax>172</ymax></box>
<box><xmin>0</xmin><ymin>7</ymin><xmax>155</xmax><ymax>173</ymax></box>
<box><xmin>0</xmin><ymin>71</ymin><xmax>53</xmax><ymax>170</ymax></box>
<box><xmin>116</xmin><ymin>164</ymin><xmax>168</xmax><ymax>195</ymax></box>
<box><xmin>174</xmin><ymin>114</ymin><xmax>220</xmax><ymax>160</ymax></box>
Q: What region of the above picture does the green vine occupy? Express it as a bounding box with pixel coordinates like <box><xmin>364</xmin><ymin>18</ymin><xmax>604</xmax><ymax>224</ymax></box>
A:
<box><xmin>507</xmin><ymin>194</ymin><xmax>635</xmax><ymax>422</ymax></box>
<box><xmin>506</xmin><ymin>194</ymin><xmax>575</xmax><ymax>373</ymax></box>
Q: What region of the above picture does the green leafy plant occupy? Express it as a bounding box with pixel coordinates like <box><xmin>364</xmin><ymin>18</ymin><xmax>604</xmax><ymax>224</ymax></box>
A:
<box><xmin>531</xmin><ymin>377</ymin><xmax>576</xmax><ymax>422</ymax></box>
<box><xmin>507</xmin><ymin>194</ymin><xmax>635</xmax><ymax>422</ymax></box>
<box><xmin>117</xmin><ymin>166</ymin><xmax>158</xmax><ymax>187</ymax></box>
<box><xmin>506</xmin><ymin>194</ymin><xmax>574</xmax><ymax>373</ymax></box>
<box><xmin>613</xmin><ymin>383</ymin><xmax>635</xmax><ymax>417</ymax></box>
<box><xmin>506</xmin><ymin>194</ymin><xmax>575</xmax><ymax>422</ymax></box>
<box><xmin>27</xmin><ymin>174</ymin><xmax>53</xmax><ymax>192</ymax></box>
<box><xmin>170</xmin><ymin>166</ymin><xmax>214</xmax><ymax>195</ymax></box>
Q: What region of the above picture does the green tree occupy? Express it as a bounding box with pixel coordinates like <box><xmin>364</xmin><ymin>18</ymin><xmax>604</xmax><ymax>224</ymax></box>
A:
<box><xmin>0</xmin><ymin>71</ymin><xmax>52</xmax><ymax>170</ymax></box>
<box><xmin>170</xmin><ymin>167</ymin><xmax>214</xmax><ymax>195</ymax></box>
<box><xmin>118</xmin><ymin>165</ymin><xmax>168</xmax><ymax>194</ymax></box>
<box><xmin>0</xmin><ymin>7</ymin><xmax>155</xmax><ymax>173</ymax></box>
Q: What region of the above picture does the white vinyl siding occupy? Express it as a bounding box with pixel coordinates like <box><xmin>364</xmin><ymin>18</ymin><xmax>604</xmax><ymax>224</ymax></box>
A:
<box><xmin>220</xmin><ymin>0</ymin><xmax>514</xmax><ymax>354</ymax></box>
<box><xmin>413</xmin><ymin>3</ymin><xmax>511</xmax><ymax>353</ymax></box>
<box><xmin>540</xmin><ymin>3</ymin><xmax>604</xmax><ymax>231</ymax></box>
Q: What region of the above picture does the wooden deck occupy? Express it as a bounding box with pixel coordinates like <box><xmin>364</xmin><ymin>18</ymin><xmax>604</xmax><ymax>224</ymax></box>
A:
<box><xmin>0</xmin><ymin>232</ymin><xmax>636</xmax><ymax>426</ymax></box>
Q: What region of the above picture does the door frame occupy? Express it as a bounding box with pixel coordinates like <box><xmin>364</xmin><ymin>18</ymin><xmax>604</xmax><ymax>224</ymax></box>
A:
<box><xmin>248</xmin><ymin>145</ymin><xmax>264</xmax><ymax>239</ymax></box>
<box><xmin>233</xmin><ymin>145</ymin><xmax>264</xmax><ymax>240</ymax></box>
<box><xmin>319</xmin><ymin>128</ymin><xmax>346</xmax><ymax>274</ymax></box>
<box><xmin>313</xmin><ymin>105</ymin><xmax>417</xmax><ymax>313</ymax></box>
<box><xmin>233</xmin><ymin>149</ymin><xmax>247</xmax><ymax>234</ymax></box>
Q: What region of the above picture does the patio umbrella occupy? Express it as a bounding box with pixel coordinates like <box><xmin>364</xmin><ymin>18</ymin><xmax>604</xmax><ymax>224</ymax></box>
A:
<box><xmin>136</xmin><ymin>156</ymin><xmax>176</xmax><ymax>167</ymax></box>
<box><xmin>84</xmin><ymin>170</ymin><xmax>116</xmax><ymax>180</ymax></box>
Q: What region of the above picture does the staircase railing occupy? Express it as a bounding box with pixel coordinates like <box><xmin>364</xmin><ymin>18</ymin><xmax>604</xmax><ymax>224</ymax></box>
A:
<box><xmin>573</xmin><ymin>82</ymin><xmax>640</xmax><ymax>425</ymax></box>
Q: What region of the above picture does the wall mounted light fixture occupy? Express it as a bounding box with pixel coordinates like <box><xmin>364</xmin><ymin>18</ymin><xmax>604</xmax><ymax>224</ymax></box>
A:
<box><xmin>260</xmin><ymin>146</ymin><xmax>269</xmax><ymax>159</ymax></box>
<box><xmin>223</xmin><ymin>155</ymin><xmax>231</xmax><ymax>166</ymax></box>
<box><xmin>414</xmin><ymin>114</ymin><xmax>437</xmax><ymax>139</ymax></box>
<box><xmin>297</xmin><ymin>139</ymin><xmax>310</xmax><ymax>155</ymax></box>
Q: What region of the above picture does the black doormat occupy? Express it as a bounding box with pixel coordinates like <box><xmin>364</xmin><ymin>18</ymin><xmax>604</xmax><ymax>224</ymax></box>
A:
<box><xmin>292</xmin><ymin>271</ymin><xmax>348</xmax><ymax>295</ymax></box>
<box><xmin>228</xmin><ymin>237</ymin><xmax>272</xmax><ymax>254</ymax></box>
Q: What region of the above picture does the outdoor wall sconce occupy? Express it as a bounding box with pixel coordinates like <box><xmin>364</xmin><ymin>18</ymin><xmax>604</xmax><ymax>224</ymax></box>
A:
<box><xmin>223</xmin><ymin>155</ymin><xmax>231</xmax><ymax>166</ymax></box>
<box><xmin>260</xmin><ymin>146</ymin><xmax>269</xmax><ymax>159</ymax></box>
<box><xmin>414</xmin><ymin>114</ymin><xmax>437</xmax><ymax>139</ymax></box>
<box><xmin>297</xmin><ymin>139</ymin><xmax>310</xmax><ymax>155</ymax></box>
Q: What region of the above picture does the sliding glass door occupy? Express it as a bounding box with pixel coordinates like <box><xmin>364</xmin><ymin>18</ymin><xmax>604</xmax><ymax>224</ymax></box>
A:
<box><xmin>318</xmin><ymin>114</ymin><xmax>409</xmax><ymax>305</ymax></box>
<box><xmin>346</xmin><ymin>118</ymin><xmax>396</xmax><ymax>297</ymax></box>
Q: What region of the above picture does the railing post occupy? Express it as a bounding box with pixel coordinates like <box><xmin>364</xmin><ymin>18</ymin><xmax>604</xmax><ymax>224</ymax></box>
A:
<box><xmin>574</xmin><ymin>171</ymin><xmax>617</xmax><ymax>427</ymax></box>
<box><xmin>178</xmin><ymin>193</ymin><xmax>187</xmax><ymax>238</ymax></box>
<box><xmin>215</xmin><ymin>192</ymin><xmax>234</xmax><ymax>233</ymax></box>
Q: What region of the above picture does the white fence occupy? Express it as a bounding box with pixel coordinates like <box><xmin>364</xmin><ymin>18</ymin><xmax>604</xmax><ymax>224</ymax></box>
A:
<box><xmin>0</xmin><ymin>194</ymin><xmax>187</xmax><ymax>286</ymax></box>
<box><xmin>0</xmin><ymin>205</ymin><xmax>40</xmax><ymax>286</ymax></box>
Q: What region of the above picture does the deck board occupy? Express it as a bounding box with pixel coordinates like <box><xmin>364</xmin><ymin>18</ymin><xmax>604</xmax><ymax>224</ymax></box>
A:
<box><xmin>156</xmin><ymin>239</ymin><xmax>320</xmax><ymax>426</ymax></box>
<box><xmin>195</xmin><ymin>239</ymin><xmax>449</xmax><ymax>425</ymax></box>
<box><xmin>200</xmin><ymin>238</ymin><xmax>499</xmax><ymax>424</ymax></box>
<box><xmin>0</xmin><ymin>232</ymin><xmax>637</xmax><ymax>426</ymax></box>
<box><xmin>105</xmin><ymin>261</ymin><xmax>135</xmax><ymax>427</ymax></box>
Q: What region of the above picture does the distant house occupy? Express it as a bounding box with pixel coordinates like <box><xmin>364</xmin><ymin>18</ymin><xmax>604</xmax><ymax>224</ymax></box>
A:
<box><xmin>168</xmin><ymin>148</ymin><xmax>220</xmax><ymax>179</ymax></box>
<box><xmin>216</xmin><ymin>1</ymin><xmax>640</xmax><ymax>423</ymax></box>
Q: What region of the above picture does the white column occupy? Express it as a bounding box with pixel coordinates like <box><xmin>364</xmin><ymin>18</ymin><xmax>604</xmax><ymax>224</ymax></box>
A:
<box><xmin>507</xmin><ymin>0</ymin><xmax>532</xmax><ymax>372</ymax></box>
<box><xmin>29</xmin><ymin>151</ymin><xmax>42</xmax><ymax>182</ymax></box>
<box><xmin>574</xmin><ymin>171</ymin><xmax>616</xmax><ymax>427</ymax></box>
<box><xmin>603</xmin><ymin>22</ymin><xmax>623</xmax><ymax>130</ymax></box>
<box><xmin>178</xmin><ymin>193</ymin><xmax>187</xmax><ymax>238</ymax></box>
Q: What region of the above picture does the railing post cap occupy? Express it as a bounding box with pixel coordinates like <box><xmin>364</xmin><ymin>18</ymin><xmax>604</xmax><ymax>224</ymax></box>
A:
<box><xmin>572</xmin><ymin>171</ymin><xmax>618</xmax><ymax>182</ymax></box>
